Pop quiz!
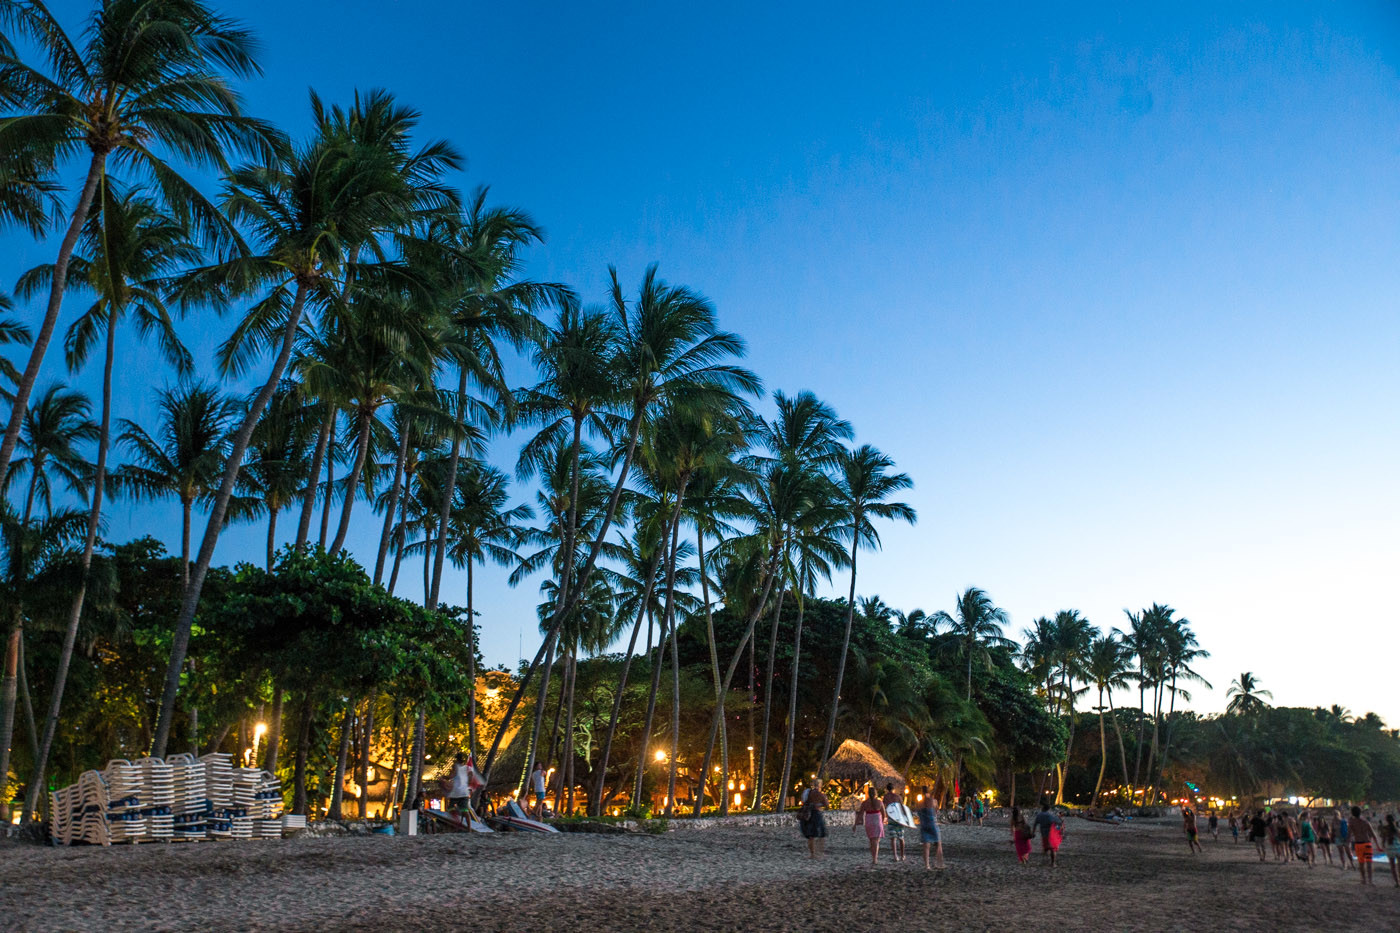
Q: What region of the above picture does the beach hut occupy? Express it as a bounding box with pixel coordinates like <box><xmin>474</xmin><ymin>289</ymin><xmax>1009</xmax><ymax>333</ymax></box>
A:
<box><xmin>821</xmin><ymin>739</ymin><xmax>906</xmax><ymax>797</ymax></box>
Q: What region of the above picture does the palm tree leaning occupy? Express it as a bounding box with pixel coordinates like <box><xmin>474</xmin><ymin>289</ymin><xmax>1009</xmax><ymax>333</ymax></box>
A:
<box><xmin>17</xmin><ymin>184</ymin><xmax>199</xmax><ymax>819</ymax></box>
<box><xmin>148</xmin><ymin>93</ymin><xmax>444</xmax><ymax>758</ymax></box>
<box><xmin>1085</xmin><ymin>632</ymin><xmax>1133</xmax><ymax>804</ymax></box>
<box><xmin>0</xmin><ymin>0</ymin><xmax>276</xmax><ymax>493</ymax></box>
<box><xmin>4</xmin><ymin>384</ymin><xmax>97</xmax><ymax>524</ymax></box>
<box><xmin>816</xmin><ymin>445</ymin><xmax>915</xmax><ymax>777</ymax></box>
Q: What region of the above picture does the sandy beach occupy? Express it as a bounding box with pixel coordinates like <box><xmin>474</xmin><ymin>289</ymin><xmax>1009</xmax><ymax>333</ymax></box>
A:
<box><xmin>3</xmin><ymin>816</ymin><xmax>1396</xmax><ymax>932</ymax></box>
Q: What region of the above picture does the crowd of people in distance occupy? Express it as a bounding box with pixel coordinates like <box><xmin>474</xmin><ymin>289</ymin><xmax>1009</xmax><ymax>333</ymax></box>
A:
<box><xmin>796</xmin><ymin>781</ymin><xmax>1398</xmax><ymax>888</ymax></box>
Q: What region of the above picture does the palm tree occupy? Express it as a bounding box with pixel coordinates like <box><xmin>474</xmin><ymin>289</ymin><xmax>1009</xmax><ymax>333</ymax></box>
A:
<box><xmin>934</xmin><ymin>587</ymin><xmax>1014</xmax><ymax>701</ymax></box>
<box><xmin>443</xmin><ymin>461</ymin><xmax>531</xmax><ymax>755</ymax></box>
<box><xmin>0</xmin><ymin>0</ymin><xmax>276</xmax><ymax>492</ymax></box>
<box><xmin>4</xmin><ymin>383</ymin><xmax>96</xmax><ymax>524</ymax></box>
<box><xmin>479</xmin><ymin>264</ymin><xmax>759</xmax><ymax>792</ymax></box>
<box><xmin>1146</xmin><ymin>616</ymin><xmax>1208</xmax><ymax>801</ymax></box>
<box><xmin>240</xmin><ymin>386</ymin><xmax>314</xmax><ymax>568</ymax></box>
<box><xmin>17</xmin><ymin>184</ymin><xmax>197</xmax><ymax>821</ymax></box>
<box><xmin>1050</xmin><ymin>609</ymin><xmax>1093</xmax><ymax>804</ymax></box>
<box><xmin>1085</xmin><ymin>632</ymin><xmax>1133</xmax><ymax>804</ymax></box>
<box><xmin>113</xmin><ymin>381</ymin><xmax>240</xmax><ymax>587</ymax></box>
<box><xmin>1225</xmin><ymin>672</ymin><xmax>1272</xmax><ymax>716</ymax></box>
<box><xmin>150</xmin><ymin>92</ymin><xmax>447</xmax><ymax>757</ymax></box>
<box><xmin>0</xmin><ymin>506</ymin><xmax>88</xmax><ymax>820</ymax></box>
<box><xmin>816</xmin><ymin>445</ymin><xmax>916</xmax><ymax>775</ymax></box>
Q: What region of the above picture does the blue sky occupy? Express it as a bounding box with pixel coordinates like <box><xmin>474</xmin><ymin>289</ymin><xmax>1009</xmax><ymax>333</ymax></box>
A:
<box><xmin>8</xmin><ymin>2</ymin><xmax>1400</xmax><ymax>723</ymax></box>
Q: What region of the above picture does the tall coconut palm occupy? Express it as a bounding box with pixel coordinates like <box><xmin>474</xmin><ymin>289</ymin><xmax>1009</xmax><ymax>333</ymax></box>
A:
<box><xmin>479</xmin><ymin>264</ymin><xmax>759</xmax><ymax>792</ymax></box>
<box><xmin>0</xmin><ymin>313</ymin><xmax>35</xmax><ymax>403</ymax></box>
<box><xmin>17</xmin><ymin>183</ymin><xmax>197</xmax><ymax>820</ymax></box>
<box><xmin>1225</xmin><ymin>671</ymin><xmax>1271</xmax><ymax>716</ymax></box>
<box><xmin>443</xmin><ymin>461</ymin><xmax>530</xmax><ymax>755</ymax></box>
<box><xmin>150</xmin><ymin>92</ymin><xmax>447</xmax><ymax>758</ymax></box>
<box><xmin>0</xmin><ymin>0</ymin><xmax>276</xmax><ymax>492</ymax></box>
<box><xmin>4</xmin><ymin>383</ymin><xmax>96</xmax><ymax>524</ymax></box>
<box><xmin>1146</xmin><ymin>617</ymin><xmax>1208</xmax><ymax>801</ymax></box>
<box><xmin>1085</xmin><ymin>632</ymin><xmax>1133</xmax><ymax>804</ymax></box>
<box><xmin>931</xmin><ymin>584</ymin><xmax>1014</xmax><ymax>787</ymax></box>
<box><xmin>112</xmin><ymin>380</ymin><xmax>240</xmax><ymax>587</ymax></box>
<box><xmin>240</xmin><ymin>385</ymin><xmax>314</xmax><ymax>567</ymax></box>
<box><xmin>816</xmin><ymin>445</ymin><xmax>915</xmax><ymax>775</ymax></box>
<box><xmin>0</xmin><ymin>148</ymin><xmax>61</xmax><ymax>237</ymax></box>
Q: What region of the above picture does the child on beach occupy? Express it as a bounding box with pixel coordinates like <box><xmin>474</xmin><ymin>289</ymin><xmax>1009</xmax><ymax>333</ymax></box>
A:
<box><xmin>1010</xmin><ymin>806</ymin><xmax>1033</xmax><ymax>865</ymax></box>
<box><xmin>916</xmin><ymin>786</ymin><xmax>943</xmax><ymax>870</ymax></box>
<box><xmin>858</xmin><ymin>786</ymin><xmax>886</xmax><ymax>866</ymax></box>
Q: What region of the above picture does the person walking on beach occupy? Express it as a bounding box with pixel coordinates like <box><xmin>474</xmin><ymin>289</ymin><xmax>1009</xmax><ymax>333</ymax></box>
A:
<box><xmin>881</xmin><ymin>783</ymin><xmax>907</xmax><ymax>862</ymax></box>
<box><xmin>1316</xmin><ymin>813</ymin><xmax>1334</xmax><ymax>865</ymax></box>
<box><xmin>1182</xmin><ymin>807</ymin><xmax>1202</xmax><ymax>854</ymax></box>
<box><xmin>916</xmin><ymin>786</ymin><xmax>944</xmax><ymax>870</ymax></box>
<box><xmin>1380</xmin><ymin>814</ymin><xmax>1400</xmax><ymax>887</ymax></box>
<box><xmin>1249</xmin><ymin>810</ymin><xmax>1268</xmax><ymax>862</ymax></box>
<box><xmin>529</xmin><ymin>760</ymin><xmax>548</xmax><ymax>820</ymax></box>
<box><xmin>858</xmin><ymin>786</ymin><xmax>886</xmax><ymax>866</ymax></box>
<box><xmin>1298</xmin><ymin>810</ymin><xmax>1316</xmax><ymax>866</ymax></box>
<box><xmin>1207</xmin><ymin>810</ymin><xmax>1219</xmax><ymax>841</ymax></box>
<box><xmin>1034</xmin><ymin>801</ymin><xmax>1063</xmax><ymax>867</ymax></box>
<box><xmin>1336</xmin><ymin>808</ymin><xmax>1354</xmax><ymax>870</ymax></box>
<box><xmin>798</xmin><ymin>777</ymin><xmax>828</xmax><ymax>858</ymax></box>
<box><xmin>1010</xmin><ymin>806</ymin><xmax>1033</xmax><ymax>865</ymax></box>
<box><xmin>1347</xmin><ymin>806</ymin><xmax>1381</xmax><ymax>886</ymax></box>
<box><xmin>1228</xmin><ymin>812</ymin><xmax>1239</xmax><ymax>844</ymax></box>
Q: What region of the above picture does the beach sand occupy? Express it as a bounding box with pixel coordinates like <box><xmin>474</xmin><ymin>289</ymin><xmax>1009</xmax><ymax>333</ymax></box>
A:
<box><xmin>3</xmin><ymin>816</ymin><xmax>1396</xmax><ymax>931</ymax></box>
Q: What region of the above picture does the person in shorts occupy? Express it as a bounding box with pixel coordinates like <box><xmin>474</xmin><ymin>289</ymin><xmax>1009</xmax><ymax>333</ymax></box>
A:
<box><xmin>1207</xmin><ymin>810</ymin><xmax>1219</xmax><ymax>841</ymax></box>
<box><xmin>881</xmin><ymin>783</ymin><xmax>907</xmax><ymax>862</ymax></box>
<box><xmin>1033</xmin><ymin>801</ymin><xmax>1063</xmax><ymax>867</ymax></box>
<box><xmin>1347</xmin><ymin>806</ymin><xmax>1381</xmax><ymax>886</ymax></box>
<box><xmin>1182</xmin><ymin>807</ymin><xmax>1202</xmax><ymax>854</ymax></box>
<box><xmin>529</xmin><ymin>760</ymin><xmax>547</xmax><ymax>819</ymax></box>
<box><xmin>916</xmin><ymin>785</ymin><xmax>943</xmax><ymax>870</ymax></box>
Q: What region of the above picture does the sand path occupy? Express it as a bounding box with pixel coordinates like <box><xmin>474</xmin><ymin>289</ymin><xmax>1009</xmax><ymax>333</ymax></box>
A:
<box><xmin>3</xmin><ymin>817</ymin><xmax>1396</xmax><ymax>931</ymax></box>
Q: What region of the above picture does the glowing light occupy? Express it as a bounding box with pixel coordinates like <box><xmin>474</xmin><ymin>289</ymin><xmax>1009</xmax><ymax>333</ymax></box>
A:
<box><xmin>654</xmin><ymin>750</ymin><xmax>667</xmax><ymax>762</ymax></box>
<box><xmin>485</xmin><ymin>688</ymin><xmax>499</xmax><ymax>698</ymax></box>
<box><xmin>733</xmin><ymin>793</ymin><xmax>742</xmax><ymax>807</ymax></box>
<box><xmin>253</xmin><ymin>722</ymin><xmax>268</xmax><ymax>742</ymax></box>
<box><xmin>728</xmin><ymin>780</ymin><xmax>735</xmax><ymax>791</ymax></box>
<box><xmin>916</xmin><ymin>794</ymin><xmax>924</xmax><ymax>803</ymax></box>
<box><xmin>739</xmin><ymin>782</ymin><xmax>746</xmax><ymax>792</ymax></box>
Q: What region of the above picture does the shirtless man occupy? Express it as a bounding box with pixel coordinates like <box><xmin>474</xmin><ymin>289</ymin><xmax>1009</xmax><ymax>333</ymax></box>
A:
<box><xmin>1182</xmin><ymin>807</ymin><xmax>1203</xmax><ymax>854</ymax></box>
<box><xmin>1347</xmin><ymin>806</ymin><xmax>1381</xmax><ymax>886</ymax></box>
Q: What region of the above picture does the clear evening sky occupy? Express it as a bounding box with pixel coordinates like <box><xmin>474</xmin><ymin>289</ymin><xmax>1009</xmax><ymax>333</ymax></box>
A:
<box><xmin>8</xmin><ymin>2</ymin><xmax>1399</xmax><ymax>723</ymax></box>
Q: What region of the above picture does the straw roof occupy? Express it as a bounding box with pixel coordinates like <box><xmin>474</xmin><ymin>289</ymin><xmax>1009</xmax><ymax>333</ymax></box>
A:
<box><xmin>822</xmin><ymin>739</ymin><xmax>905</xmax><ymax>788</ymax></box>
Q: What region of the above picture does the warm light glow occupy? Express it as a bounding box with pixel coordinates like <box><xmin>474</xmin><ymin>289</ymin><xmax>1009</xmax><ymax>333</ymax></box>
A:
<box><xmin>654</xmin><ymin>750</ymin><xmax>667</xmax><ymax>762</ymax></box>
<box><xmin>253</xmin><ymin>722</ymin><xmax>268</xmax><ymax>742</ymax></box>
<box><xmin>916</xmin><ymin>794</ymin><xmax>924</xmax><ymax>802</ymax></box>
<box><xmin>727</xmin><ymin>780</ymin><xmax>735</xmax><ymax>791</ymax></box>
<box><xmin>486</xmin><ymin>688</ymin><xmax>499</xmax><ymax>698</ymax></box>
<box><xmin>734</xmin><ymin>794</ymin><xmax>742</xmax><ymax>807</ymax></box>
<box><xmin>739</xmin><ymin>782</ymin><xmax>746</xmax><ymax>792</ymax></box>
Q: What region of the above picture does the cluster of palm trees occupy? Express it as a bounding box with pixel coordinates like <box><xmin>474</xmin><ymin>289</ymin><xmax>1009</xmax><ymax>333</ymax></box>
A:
<box><xmin>1019</xmin><ymin>602</ymin><xmax>1209</xmax><ymax>808</ymax></box>
<box><xmin>0</xmin><ymin>0</ymin><xmax>930</xmax><ymax>821</ymax></box>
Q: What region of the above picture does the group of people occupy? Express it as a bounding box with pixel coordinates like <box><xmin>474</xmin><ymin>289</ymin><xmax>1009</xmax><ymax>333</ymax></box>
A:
<box><xmin>1181</xmin><ymin>804</ymin><xmax>1400</xmax><ymax>887</ymax></box>
<box><xmin>796</xmin><ymin>779</ymin><xmax>1067</xmax><ymax>870</ymax></box>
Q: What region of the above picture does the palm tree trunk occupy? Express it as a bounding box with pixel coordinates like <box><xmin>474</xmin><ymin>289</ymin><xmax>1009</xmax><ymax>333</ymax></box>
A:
<box><xmin>0</xmin><ymin>617</ymin><xmax>20</xmax><ymax>822</ymax></box>
<box><xmin>330</xmin><ymin>409</ymin><xmax>372</xmax><ymax>554</ymax></box>
<box><xmin>17</xmin><ymin>634</ymin><xmax>36</xmax><ymax>763</ymax></box>
<box><xmin>265</xmin><ymin>507</ymin><xmax>279</xmax><ymax>569</ymax></box>
<box><xmin>0</xmin><ymin>153</ymin><xmax>106</xmax><ymax>492</ymax></box>
<box><xmin>428</xmin><ymin>370</ymin><xmax>468</xmax><ymax>608</ymax></box>
<box><xmin>319</xmin><ymin>442</ymin><xmax>334</xmax><ymax>548</ymax></box>
<box><xmin>1092</xmin><ymin>687</ymin><xmax>1108</xmax><ymax>805</ymax></box>
<box><xmin>405</xmin><ymin>706</ymin><xmax>425</xmax><ymax>809</ymax></box>
<box><xmin>691</xmin><ymin>545</ymin><xmax>780</xmax><ymax>817</ymax></box>
<box><xmin>21</xmin><ymin>458</ymin><xmax>43</xmax><ymax>526</ymax></box>
<box><xmin>590</xmin><ymin>554</ymin><xmax>659</xmax><ymax>816</ymax></box>
<box><xmin>694</xmin><ymin>528</ymin><xmax>727</xmax><ymax>816</ymax></box>
<box><xmin>387</xmin><ymin>492</ymin><xmax>408</xmax><ymax>596</ymax></box>
<box><xmin>150</xmin><ymin>282</ymin><xmax>311</xmax><ymax>759</ymax></box>
<box><xmin>292</xmin><ymin>693</ymin><xmax>314</xmax><ymax>816</ymax></box>
<box><xmin>663</xmin><ymin>477</ymin><xmax>691</xmax><ymax>818</ymax></box>
<box><xmin>264</xmin><ymin>684</ymin><xmax>285</xmax><ymax>773</ymax></box>
<box><xmin>562</xmin><ymin>653</ymin><xmax>577</xmax><ymax>815</ymax></box>
<box><xmin>1108</xmin><ymin>696</ymin><xmax>1130</xmax><ymax>791</ymax></box>
<box><xmin>521</xmin><ymin>630</ymin><xmax>559</xmax><ymax>799</ymax></box>
<box><xmin>373</xmin><ymin>424</ymin><xmax>410</xmax><ymax>585</ymax></box>
<box><xmin>296</xmin><ymin>414</ymin><xmax>332</xmax><ymax>549</ymax></box>
<box><xmin>1149</xmin><ymin>677</ymin><xmax>1180</xmax><ymax>804</ymax></box>
<box><xmin>181</xmin><ymin>501</ymin><xmax>192</xmax><ymax>590</ymax></box>
<box><xmin>1132</xmin><ymin>679</ymin><xmax>1146</xmax><ymax>794</ymax></box>
<box><xmin>817</xmin><ymin>533</ymin><xmax>860</xmax><ymax>776</ymax></box>
<box><xmin>466</xmin><ymin>560</ymin><xmax>478</xmax><ymax>757</ymax></box>
<box><xmin>356</xmin><ymin>699</ymin><xmax>374</xmax><ymax>819</ymax></box>
<box><xmin>327</xmin><ymin>704</ymin><xmax>354</xmax><ymax>819</ymax></box>
<box><xmin>776</xmin><ymin>593</ymin><xmax>808</xmax><ymax>814</ymax></box>
<box><xmin>22</xmin><ymin>310</ymin><xmax>116</xmax><ymax>819</ymax></box>
<box><xmin>633</xmin><ymin>510</ymin><xmax>680</xmax><ymax>807</ymax></box>
<box><xmin>753</xmin><ymin>572</ymin><xmax>788</xmax><ymax>810</ymax></box>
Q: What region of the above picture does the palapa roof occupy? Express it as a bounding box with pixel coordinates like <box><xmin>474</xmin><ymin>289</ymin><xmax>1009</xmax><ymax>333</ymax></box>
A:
<box><xmin>822</xmin><ymin>739</ymin><xmax>905</xmax><ymax>789</ymax></box>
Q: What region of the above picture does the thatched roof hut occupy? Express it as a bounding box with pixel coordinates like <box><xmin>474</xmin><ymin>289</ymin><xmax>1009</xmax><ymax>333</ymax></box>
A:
<box><xmin>822</xmin><ymin>739</ymin><xmax>905</xmax><ymax>790</ymax></box>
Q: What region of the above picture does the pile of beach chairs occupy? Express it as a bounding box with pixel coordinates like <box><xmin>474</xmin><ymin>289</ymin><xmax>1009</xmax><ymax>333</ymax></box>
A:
<box><xmin>49</xmin><ymin>753</ymin><xmax>290</xmax><ymax>846</ymax></box>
